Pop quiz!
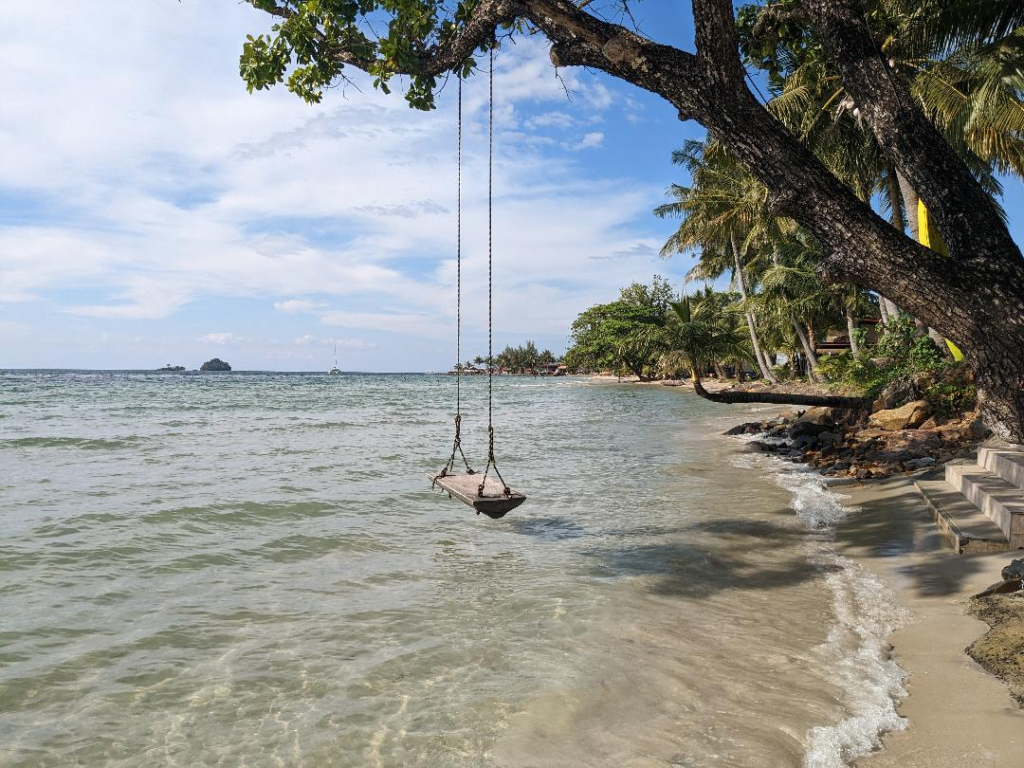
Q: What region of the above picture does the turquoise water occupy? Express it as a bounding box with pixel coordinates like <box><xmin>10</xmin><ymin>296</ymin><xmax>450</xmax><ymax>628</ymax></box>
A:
<box><xmin>0</xmin><ymin>372</ymin><xmax>906</xmax><ymax>767</ymax></box>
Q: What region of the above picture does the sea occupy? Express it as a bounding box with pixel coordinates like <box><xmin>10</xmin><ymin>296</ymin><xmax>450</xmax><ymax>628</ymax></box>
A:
<box><xmin>0</xmin><ymin>371</ymin><xmax>909</xmax><ymax>767</ymax></box>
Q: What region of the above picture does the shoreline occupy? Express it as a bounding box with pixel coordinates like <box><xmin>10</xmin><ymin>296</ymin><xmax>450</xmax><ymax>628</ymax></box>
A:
<box><xmin>832</xmin><ymin>476</ymin><xmax>1024</xmax><ymax>766</ymax></box>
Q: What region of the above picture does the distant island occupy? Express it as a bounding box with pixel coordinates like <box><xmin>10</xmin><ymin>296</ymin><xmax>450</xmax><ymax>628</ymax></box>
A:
<box><xmin>200</xmin><ymin>358</ymin><xmax>232</xmax><ymax>372</ymax></box>
<box><xmin>157</xmin><ymin>364</ymin><xmax>186</xmax><ymax>372</ymax></box>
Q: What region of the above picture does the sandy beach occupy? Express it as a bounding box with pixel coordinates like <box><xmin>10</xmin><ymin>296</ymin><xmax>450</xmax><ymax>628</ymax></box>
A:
<box><xmin>835</xmin><ymin>476</ymin><xmax>1024</xmax><ymax>766</ymax></box>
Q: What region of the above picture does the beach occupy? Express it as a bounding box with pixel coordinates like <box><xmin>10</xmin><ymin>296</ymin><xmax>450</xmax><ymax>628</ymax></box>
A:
<box><xmin>834</xmin><ymin>477</ymin><xmax>1024</xmax><ymax>767</ymax></box>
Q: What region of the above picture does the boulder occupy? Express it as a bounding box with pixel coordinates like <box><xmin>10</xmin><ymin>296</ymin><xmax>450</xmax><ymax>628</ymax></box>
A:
<box><xmin>903</xmin><ymin>456</ymin><xmax>936</xmax><ymax>470</ymax></box>
<box><xmin>976</xmin><ymin>559</ymin><xmax>1024</xmax><ymax>596</ymax></box>
<box><xmin>967</xmin><ymin>419</ymin><xmax>993</xmax><ymax>440</ymax></box>
<box><xmin>1002</xmin><ymin>559</ymin><xmax>1024</xmax><ymax>582</ymax></box>
<box><xmin>868</xmin><ymin>400</ymin><xmax>932</xmax><ymax>431</ymax></box>
<box><xmin>725</xmin><ymin>422</ymin><xmax>759</xmax><ymax>436</ymax></box>
<box><xmin>873</xmin><ymin>377</ymin><xmax>919</xmax><ymax>411</ymax></box>
<box><xmin>794</xmin><ymin>407</ymin><xmax>835</xmax><ymax>427</ymax></box>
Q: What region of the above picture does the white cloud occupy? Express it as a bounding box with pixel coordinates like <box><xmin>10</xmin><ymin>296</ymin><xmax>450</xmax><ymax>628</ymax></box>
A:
<box><xmin>201</xmin><ymin>332</ymin><xmax>239</xmax><ymax>346</ymax></box>
<box><xmin>569</xmin><ymin>132</ymin><xmax>605</xmax><ymax>151</ymax></box>
<box><xmin>294</xmin><ymin>335</ymin><xmax>376</xmax><ymax>350</ymax></box>
<box><xmin>275</xmin><ymin>299</ymin><xmax>327</xmax><ymax>313</ymax></box>
<box><xmin>526</xmin><ymin>111</ymin><xmax>576</xmax><ymax>129</ymax></box>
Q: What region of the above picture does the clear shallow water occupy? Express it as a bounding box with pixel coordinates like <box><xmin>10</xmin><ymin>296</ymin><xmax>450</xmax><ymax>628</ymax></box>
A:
<box><xmin>0</xmin><ymin>372</ymin><xmax>906</xmax><ymax>767</ymax></box>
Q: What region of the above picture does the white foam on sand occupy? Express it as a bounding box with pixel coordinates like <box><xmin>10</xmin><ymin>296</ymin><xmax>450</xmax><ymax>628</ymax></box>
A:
<box><xmin>774</xmin><ymin>468</ymin><xmax>912</xmax><ymax>768</ymax></box>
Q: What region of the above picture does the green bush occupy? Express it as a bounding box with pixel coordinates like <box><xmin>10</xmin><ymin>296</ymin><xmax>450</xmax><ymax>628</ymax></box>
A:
<box><xmin>815</xmin><ymin>351</ymin><xmax>853</xmax><ymax>380</ymax></box>
<box><xmin>817</xmin><ymin>317</ymin><xmax>959</xmax><ymax>397</ymax></box>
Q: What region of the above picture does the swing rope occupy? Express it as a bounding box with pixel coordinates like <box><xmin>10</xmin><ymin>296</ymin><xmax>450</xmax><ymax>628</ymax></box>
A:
<box><xmin>479</xmin><ymin>45</ymin><xmax>511</xmax><ymax>499</ymax></box>
<box><xmin>439</xmin><ymin>74</ymin><xmax>473</xmax><ymax>480</ymax></box>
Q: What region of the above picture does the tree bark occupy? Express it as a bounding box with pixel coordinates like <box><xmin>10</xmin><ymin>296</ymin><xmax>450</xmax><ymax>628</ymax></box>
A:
<box><xmin>691</xmin><ymin>376</ymin><xmax>869</xmax><ymax>409</ymax></box>
<box><xmin>731</xmin><ymin>233</ymin><xmax>779</xmax><ymax>383</ymax></box>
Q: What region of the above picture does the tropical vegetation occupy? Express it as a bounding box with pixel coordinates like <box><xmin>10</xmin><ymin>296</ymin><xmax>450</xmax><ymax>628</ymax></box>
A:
<box><xmin>462</xmin><ymin>342</ymin><xmax>559</xmax><ymax>373</ymax></box>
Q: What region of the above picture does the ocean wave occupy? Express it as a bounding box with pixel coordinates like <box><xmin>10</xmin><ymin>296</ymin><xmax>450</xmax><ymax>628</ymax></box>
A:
<box><xmin>767</xmin><ymin>465</ymin><xmax>911</xmax><ymax>768</ymax></box>
<box><xmin>804</xmin><ymin>555</ymin><xmax>910</xmax><ymax>768</ymax></box>
<box><xmin>0</xmin><ymin>436</ymin><xmax>144</xmax><ymax>450</ymax></box>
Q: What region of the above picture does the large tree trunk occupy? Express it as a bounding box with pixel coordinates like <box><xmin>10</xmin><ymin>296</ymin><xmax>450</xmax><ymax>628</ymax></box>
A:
<box><xmin>731</xmin><ymin>233</ymin><xmax>779</xmax><ymax>383</ymax></box>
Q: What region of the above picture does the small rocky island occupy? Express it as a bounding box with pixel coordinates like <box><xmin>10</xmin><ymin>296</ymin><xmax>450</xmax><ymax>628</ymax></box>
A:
<box><xmin>157</xmin><ymin>364</ymin><xmax>186</xmax><ymax>371</ymax></box>
<box><xmin>200</xmin><ymin>358</ymin><xmax>232</xmax><ymax>372</ymax></box>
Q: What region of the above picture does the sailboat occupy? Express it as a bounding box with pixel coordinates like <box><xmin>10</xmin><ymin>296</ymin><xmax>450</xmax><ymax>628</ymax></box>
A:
<box><xmin>328</xmin><ymin>344</ymin><xmax>342</xmax><ymax>375</ymax></box>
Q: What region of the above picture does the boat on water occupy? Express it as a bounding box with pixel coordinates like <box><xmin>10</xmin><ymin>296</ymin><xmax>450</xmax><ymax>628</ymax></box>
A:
<box><xmin>328</xmin><ymin>345</ymin><xmax>342</xmax><ymax>375</ymax></box>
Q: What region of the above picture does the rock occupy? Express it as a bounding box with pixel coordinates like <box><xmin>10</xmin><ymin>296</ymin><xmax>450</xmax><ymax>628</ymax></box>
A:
<box><xmin>833</xmin><ymin>461</ymin><xmax>851</xmax><ymax>471</ymax></box>
<box><xmin>868</xmin><ymin>400</ymin><xmax>932</xmax><ymax>431</ymax></box>
<box><xmin>873</xmin><ymin>377</ymin><xmax>919</xmax><ymax>411</ymax></box>
<box><xmin>725</xmin><ymin>422</ymin><xmax>759</xmax><ymax>436</ymax></box>
<box><xmin>903</xmin><ymin>456</ymin><xmax>936</xmax><ymax>470</ymax></box>
<box><xmin>855</xmin><ymin>428</ymin><xmax>889</xmax><ymax>440</ymax></box>
<box><xmin>794</xmin><ymin>407</ymin><xmax>835</xmax><ymax>426</ymax></box>
<box><xmin>792</xmin><ymin>434</ymin><xmax>816</xmax><ymax>449</ymax></box>
<box><xmin>856</xmin><ymin>468</ymin><xmax>873</xmax><ymax>480</ymax></box>
<box><xmin>967</xmin><ymin>419</ymin><xmax>992</xmax><ymax>440</ymax></box>
<box><xmin>1002</xmin><ymin>559</ymin><xmax>1024</xmax><ymax>582</ymax></box>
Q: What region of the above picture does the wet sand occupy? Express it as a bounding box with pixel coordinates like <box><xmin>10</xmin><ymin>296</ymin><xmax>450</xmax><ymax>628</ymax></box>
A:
<box><xmin>834</xmin><ymin>476</ymin><xmax>1024</xmax><ymax>766</ymax></box>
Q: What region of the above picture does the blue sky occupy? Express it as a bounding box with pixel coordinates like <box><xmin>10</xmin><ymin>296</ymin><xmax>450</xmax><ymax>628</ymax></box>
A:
<box><xmin>1</xmin><ymin>2</ymin><xmax>1022</xmax><ymax>371</ymax></box>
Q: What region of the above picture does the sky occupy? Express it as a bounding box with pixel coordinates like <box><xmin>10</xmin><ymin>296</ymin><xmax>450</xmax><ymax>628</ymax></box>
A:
<box><xmin>2</xmin><ymin>3</ymin><xmax>1023</xmax><ymax>372</ymax></box>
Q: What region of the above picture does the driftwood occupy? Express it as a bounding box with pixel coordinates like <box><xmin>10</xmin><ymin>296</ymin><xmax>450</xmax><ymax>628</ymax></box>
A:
<box><xmin>691</xmin><ymin>379</ymin><xmax>870</xmax><ymax>410</ymax></box>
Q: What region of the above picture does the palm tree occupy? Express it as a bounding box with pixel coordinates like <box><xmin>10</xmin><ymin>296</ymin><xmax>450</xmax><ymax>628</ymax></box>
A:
<box><xmin>655</xmin><ymin>140</ymin><xmax>780</xmax><ymax>383</ymax></box>
<box><xmin>668</xmin><ymin>291</ymin><xmax>753</xmax><ymax>394</ymax></box>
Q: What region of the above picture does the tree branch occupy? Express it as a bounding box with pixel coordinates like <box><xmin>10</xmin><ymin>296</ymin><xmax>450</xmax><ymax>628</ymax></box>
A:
<box><xmin>692</xmin><ymin>378</ymin><xmax>870</xmax><ymax>409</ymax></box>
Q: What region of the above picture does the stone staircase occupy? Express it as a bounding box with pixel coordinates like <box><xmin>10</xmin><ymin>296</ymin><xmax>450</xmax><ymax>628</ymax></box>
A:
<box><xmin>915</xmin><ymin>445</ymin><xmax>1024</xmax><ymax>554</ymax></box>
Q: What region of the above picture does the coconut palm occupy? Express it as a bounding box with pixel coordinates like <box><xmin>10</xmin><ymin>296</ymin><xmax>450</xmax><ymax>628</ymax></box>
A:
<box><xmin>668</xmin><ymin>290</ymin><xmax>754</xmax><ymax>393</ymax></box>
<box><xmin>655</xmin><ymin>140</ymin><xmax>780</xmax><ymax>383</ymax></box>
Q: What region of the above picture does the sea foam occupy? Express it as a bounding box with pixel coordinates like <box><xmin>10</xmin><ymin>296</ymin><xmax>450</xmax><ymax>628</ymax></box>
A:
<box><xmin>773</xmin><ymin>467</ymin><xmax>911</xmax><ymax>767</ymax></box>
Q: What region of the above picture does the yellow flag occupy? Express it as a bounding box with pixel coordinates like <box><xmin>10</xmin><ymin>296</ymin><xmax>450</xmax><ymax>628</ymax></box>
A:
<box><xmin>917</xmin><ymin>200</ymin><xmax>965</xmax><ymax>361</ymax></box>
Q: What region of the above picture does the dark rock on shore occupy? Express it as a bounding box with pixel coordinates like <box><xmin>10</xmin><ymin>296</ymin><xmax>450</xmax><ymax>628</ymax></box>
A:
<box><xmin>725</xmin><ymin>404</ymin><xmax>985</xmax><ymax>481</ymax></box>
<box><xmin>1004</xmin><ymin>559</ymin><xmax>1024</xmax><ymax>583</ymax></box>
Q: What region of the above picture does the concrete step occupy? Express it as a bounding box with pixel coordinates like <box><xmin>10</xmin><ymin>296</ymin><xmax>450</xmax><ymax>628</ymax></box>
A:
<box><xmin>946</xmin><ymin>464</ymin><xmax>1024</xmax><ymax>549</ymax></box>
<box><xmin>915</xmin><ymin>478</ymin><xmax>1011</xmax><ymax>554</ymax></box>
<box><xmin>978</xmin><ymin>446</ymin><xmax>1024</xmax><ymax>492</ymax></box>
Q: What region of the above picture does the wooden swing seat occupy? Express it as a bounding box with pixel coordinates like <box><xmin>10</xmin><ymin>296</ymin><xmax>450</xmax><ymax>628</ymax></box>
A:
<box><xmin>428</xmin><ymin>472</ymin><xmax>526</xmax><ymax>519</ymax></box>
